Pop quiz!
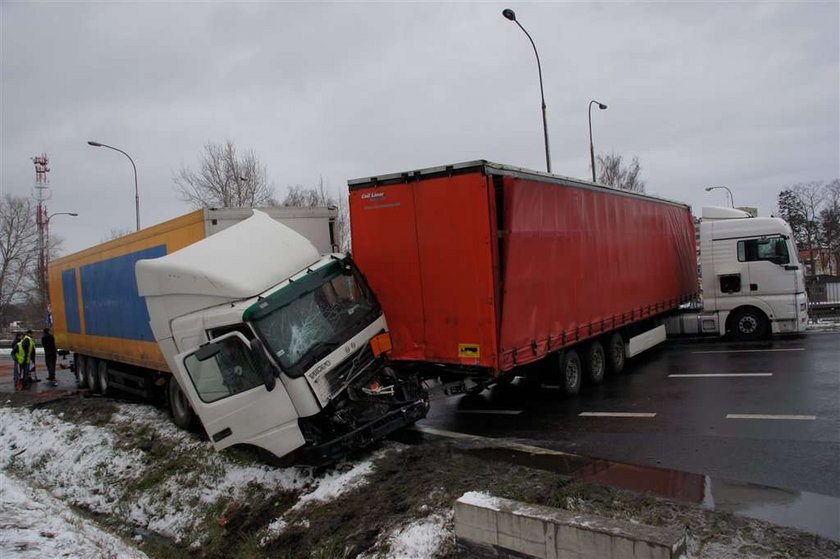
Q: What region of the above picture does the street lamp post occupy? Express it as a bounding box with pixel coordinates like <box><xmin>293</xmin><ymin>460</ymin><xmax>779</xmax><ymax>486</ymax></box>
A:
<box><xmin>705</xmin><ymin>186</ymin><xmax>735</xmax><ymax>208</ymax></box>
<box><xmin>502</xmin><ymin>8</ymin><xmax>551</xmax><ymax>174</ymax></box>
<box><xmin>87</xmin><ymin>141</ymin><xmax>140</xmax><ymax>231</ymax></box>
<box><xmin>41</xmin><ymin>211</ymin><xmax>78</xmax><ymax>326</ymax></box>
<box><xmin>588</xmin><ymin>100</ymin><xmax>608</xmax><ymax>182</ymax></box>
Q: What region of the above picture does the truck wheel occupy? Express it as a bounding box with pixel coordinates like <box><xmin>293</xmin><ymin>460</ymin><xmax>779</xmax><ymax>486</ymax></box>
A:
<box><xmin>86</xmin><ymin>357</ymin><xmax>101</xmax><ymax>393</ymax></box>
<box><xmin>559</xmin><ymin>350</ymin><xmax>582</xmax><ymax>396</ymax></box>
<box><xmin>75</xmin><ymin>355</ymin><xmax>88</xmax><ymax>388</ymax></box>
<box><xmin>731</xmin><ymin>309</ymin><xmax>768</xmax><ymax>341</ymax></box>
<box><xmin>97</xmin><ymin>360</ymin><xmax>111</xmax><ymax>396</ymax></box>
<box><xmin>168</xmin><ymin>379</ymin><xmax>198</xmax><ymax>431</ymax></box>
<box><xmin>605</xmin><ymin>333</ymin><xmax>626</xmax><ymax>375</ymax></box>
<box><xmin>583</xmin><ymin>340</ymin><xmax>606</xmax><ymax>384</ymax></box>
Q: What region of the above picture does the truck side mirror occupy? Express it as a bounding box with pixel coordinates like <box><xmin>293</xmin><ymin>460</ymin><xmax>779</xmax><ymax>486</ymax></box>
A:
<box><xmin>195</xmin><ymin>342</ymin><xmax>221</xmax><ymax>361</ymax></box>
<box><xmin>249</xmin><ymin>338</ymin><xmax>277</xmax><ymax>392</ymax></box>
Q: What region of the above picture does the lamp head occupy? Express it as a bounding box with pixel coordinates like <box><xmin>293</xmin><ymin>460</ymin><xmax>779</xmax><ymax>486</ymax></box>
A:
<box><xmin>502</xmin><ymin>8</ymin><xmax>516</xmax><ymax>21</ymax></box>
<box><xmin>598</xmin><ymin>103</ymin><xmax>608</xmax><ymax>110</ymax></box>
<box><xmin>705</xmin><ymin>187</ymin><xmax>714</xmax><ymax>192</ymax></box>
<box><xmin>69</xmin><ymin>213</ymin><xmax>79</xmax><ymax>217</ymax></box>
<box><xmin>87</xmin><ymin>141</ymin><xmax>103</xmax><ymax>147</ymax></box>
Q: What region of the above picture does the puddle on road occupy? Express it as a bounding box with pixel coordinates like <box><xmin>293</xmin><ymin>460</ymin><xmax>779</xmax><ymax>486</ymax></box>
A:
<box><xmin>464</xmin><ymin>447</ymin><xmax>839</xmax><ymax>541</ymax></box>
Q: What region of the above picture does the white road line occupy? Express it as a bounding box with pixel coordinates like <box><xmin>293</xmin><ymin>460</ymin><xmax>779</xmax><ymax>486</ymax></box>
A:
<box><xmin>457</xmin><ymin>409</ymin><xmax>523</xmax><ymax>415</ymax></box>
<box><xmin>668</xmin><ymin>373</ymin><xmax>773</xmax><ymax>378</ymax></box>
<box><xmin>692</xmin><ymin>348</ymin><xmax>805</xmax><ymax>354</ymax></box>
<box><xmin>726</xmin><ymin>414</ymin><xmax>816</xmax><ymax>421</ymax></box>
<box><xmin>412</xmin><ymin>425</ymin><xmax>576</xmax><ymax>457</ymax></box>
<box><xmin>578</xmin><ymin>412</ymin><xmax>657</xmax><ymax>418</ymax></box>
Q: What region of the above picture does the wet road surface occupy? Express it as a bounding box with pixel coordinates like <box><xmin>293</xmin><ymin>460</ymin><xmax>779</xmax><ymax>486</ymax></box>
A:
<box><xmin>419</xmin><ymin>332</ymin><xmax>840</xmax><ymax>500</ymax></box>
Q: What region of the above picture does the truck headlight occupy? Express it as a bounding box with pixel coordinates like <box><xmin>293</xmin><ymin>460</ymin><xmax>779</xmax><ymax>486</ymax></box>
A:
<box><xmin>800</xmin><ymin>302</ymin><xmax>807</xmax><ymax>312</ymax></box>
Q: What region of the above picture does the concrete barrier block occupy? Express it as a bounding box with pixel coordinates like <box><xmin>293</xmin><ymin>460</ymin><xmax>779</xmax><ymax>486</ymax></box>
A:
<box><xmin>455</xmin><ymin>492</ymin><xmax>686</xmax><ymax>559</ymax></box>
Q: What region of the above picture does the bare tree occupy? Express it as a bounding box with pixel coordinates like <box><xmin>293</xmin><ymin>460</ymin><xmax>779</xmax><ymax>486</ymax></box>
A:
<box><xmin>174</xmin><ymin>140</ymin><xmax>275</xmax><ymax>208</ymax></box>
<box><xmin>596</xmin><ymin>152</ymin><xmax>646</xmax><ymax>193</ymax></box>
<box><xmin>101</xmin><ymin>227</ymin><xmax>134</xmax><ymax>243</ymax></box>
<box><xmin>280</xmin><ymin>177</ymin><xmax>351</xmax><ymax>251</ymax></box>
<box><xmin>281</xmin><ymin>177</ymin><xmax>335</xmax><ymax>208</ymax></box>
<box><xmin>0</xmin><ymin>195</ymin><xmax>39</xmax><ymax>325</ymax></box>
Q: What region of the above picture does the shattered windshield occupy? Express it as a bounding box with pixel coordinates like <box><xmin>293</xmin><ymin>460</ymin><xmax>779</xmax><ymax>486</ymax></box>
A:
<box><xmin>245</xmin><ymin>260</ymin><xmax>380</xmax><ymax>377</ymax></box>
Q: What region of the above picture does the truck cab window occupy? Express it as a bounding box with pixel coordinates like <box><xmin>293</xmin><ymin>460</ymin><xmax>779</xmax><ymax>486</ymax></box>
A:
<box><xmin>183</xmin><ymin>336</ymin><xmax>264</xmax><ymax>403</ymax></box>
<box><xmin>737</xmin><ymin>238</ymin><xmax>790</xmax><ymax>265</ymax></box>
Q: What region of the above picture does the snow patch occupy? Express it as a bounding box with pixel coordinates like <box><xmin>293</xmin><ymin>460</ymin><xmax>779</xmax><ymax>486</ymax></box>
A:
<box><xmin>0</xmin><ymin>469</ymin><xmax>147</xmax><ymax>558</ymax></box>
<box><xmin>458</xmin><ymin>491</ymin><xmax>501</xmax><ymax>510</ymax></box>
<box><xmin>383</xmin><ymin>511</ymin><xmax>453</xmax><ymax>559</ymax></box>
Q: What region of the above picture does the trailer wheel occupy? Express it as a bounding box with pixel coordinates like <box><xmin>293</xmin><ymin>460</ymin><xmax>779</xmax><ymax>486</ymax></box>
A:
<box><xmin>86</xmin><ymin>357</ymin><xmax>101</xmax><ymax>393</ymax></box>
<box><xmin>605</xmin><ymin>333</ymin><xmax>626</xmax><ymax>375</ymax></box>
<box><xmin>168</xmin><ymin>379</ymin><xmax>198</xmax><ymax>431</ymax></box>
<box><xmin>97</xmin><ymin>360</ymin><xmax>111</xmax><ymax>396</ymax></box>
<box><xmin>583</xmin><ymin>340</ymin><xmax>606</xmax><ymax>384</ymax></box>
<box><xmin>731</xmin><ymin>308</ymin><xmax>768</xmax><ymax>341</ymax></box>
<box><xmin>75</xmin><ymin>355</ymin><xmax>88</xmax><ymax>389</ymax></box>
<box><xmin>559</xmin><ymin>350</ymin><xmax>582</xmax><ymax>396</ymax></box>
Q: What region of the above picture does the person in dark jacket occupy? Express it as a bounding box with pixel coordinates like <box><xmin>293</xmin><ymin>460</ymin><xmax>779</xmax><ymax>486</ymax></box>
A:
<box><xmin>42</xmin><ymin>328</ymin><xmax>57</xmax><ymax>384</ymax></box>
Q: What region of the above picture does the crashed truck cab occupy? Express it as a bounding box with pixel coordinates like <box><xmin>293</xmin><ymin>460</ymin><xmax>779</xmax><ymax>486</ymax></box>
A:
<box><xmin>136</xmin><ymin>211</ymin><xmax>428</xmax><ymax>464</ymax></box>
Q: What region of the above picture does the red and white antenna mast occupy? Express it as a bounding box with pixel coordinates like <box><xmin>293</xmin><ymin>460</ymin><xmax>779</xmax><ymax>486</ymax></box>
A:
<box><xmin>32</xmin><ymin>154</ymin><xmax>51</xmax><ymax>325</ymax></box>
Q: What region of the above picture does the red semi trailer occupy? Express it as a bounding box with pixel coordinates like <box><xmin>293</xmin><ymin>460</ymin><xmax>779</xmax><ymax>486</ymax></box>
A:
<box><xmin>349</xmin><ymin>161</ymin><xmax>698</xmax><ymax>394</ymax></box>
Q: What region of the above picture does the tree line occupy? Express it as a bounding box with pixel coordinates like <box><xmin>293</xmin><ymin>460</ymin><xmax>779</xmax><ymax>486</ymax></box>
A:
<box><xmin>777</xmin><ymin>180</ymin><xmax>840</xmax><ymax>277</ymax></box>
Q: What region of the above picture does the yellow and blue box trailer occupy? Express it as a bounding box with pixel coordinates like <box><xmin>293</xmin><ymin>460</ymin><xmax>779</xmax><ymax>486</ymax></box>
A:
<box><xmin>48</xmin><ymin>207</ymin><xmax>337</xmax><ymax>374</ymax></box>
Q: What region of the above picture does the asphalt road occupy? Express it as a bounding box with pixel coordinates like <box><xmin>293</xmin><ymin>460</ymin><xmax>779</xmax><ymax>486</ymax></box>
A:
<box><xmin>418</xmin><ymin>331</ymin><xmax>840</xmax><ymax>499</ymax></box>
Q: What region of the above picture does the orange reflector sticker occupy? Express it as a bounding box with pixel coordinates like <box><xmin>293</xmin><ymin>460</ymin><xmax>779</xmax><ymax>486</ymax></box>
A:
<box><xmin>370</xmin><ymin>332</ymin><xmax>393</xmax><ymax>357</ymax></box>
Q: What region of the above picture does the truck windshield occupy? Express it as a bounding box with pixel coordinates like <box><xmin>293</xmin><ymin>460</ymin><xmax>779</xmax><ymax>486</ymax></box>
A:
<box><xmin>244</xmin><ymin>259</ymin><xmax>380</xmax><ymax>377</ymax></box>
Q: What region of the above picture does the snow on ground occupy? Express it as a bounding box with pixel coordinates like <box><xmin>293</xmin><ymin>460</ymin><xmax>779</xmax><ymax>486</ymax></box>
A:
<box><xmin>0</xmin><ymin>469</ymin><xmax>147</xmax><ymax>558</ymax></box>
<box><xmin>0</xmin><ymin>403</ymin><xmax>391</xmax><ymax>547</ymax></box>
<box><xmin>383</xmin><ymin>511</ymin><xmax>453</xmax><ymax>559</ymax></box>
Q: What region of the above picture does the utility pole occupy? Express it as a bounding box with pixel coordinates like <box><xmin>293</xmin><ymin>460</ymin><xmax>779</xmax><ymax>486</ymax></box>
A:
<box><xmin>31</xmin><ymin>154</ymin><xmax>51</xmax><ymax>327</ymax></box>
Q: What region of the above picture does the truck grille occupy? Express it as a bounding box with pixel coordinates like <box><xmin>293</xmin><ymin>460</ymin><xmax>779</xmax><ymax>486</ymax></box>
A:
<box><xmin>324</xmin><ymin>344</ymin><xmax>374</xmax><ymax>393</ymax></box>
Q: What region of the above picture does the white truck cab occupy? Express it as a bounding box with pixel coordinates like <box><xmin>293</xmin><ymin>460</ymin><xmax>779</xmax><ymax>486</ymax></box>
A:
<box><xmin>666</xmin><ymin>207</ymin><xmax>808</xmax><ymax>339</ymax></box>
<box><xmin>136</xmin><ymin>211</ymin><xmax>427</xmax><ymax>463</ymax></box>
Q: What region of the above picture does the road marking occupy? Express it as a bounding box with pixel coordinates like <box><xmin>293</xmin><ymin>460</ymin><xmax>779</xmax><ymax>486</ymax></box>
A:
<box><xmin>668</xmin><ymin>373</ymin><xmax>773</xmax><ymax>378</ymax></box>
<box><xmin>578</xmin><ymin>412</ymin><xmax>657</xmax><ymax>418</ymax></box>
<box><xmin>457</xmin><ymin>409</ymin><xmax>523</xmax><ymax>415</ymax></box>
<box><xmin>692</xmin><ymin>348</ymin><xmax>804</xmax><ymax>354</ymax></box>
<box><xmin>412</xmin><ymin>425</ymin><xmax>576</xmax><ymax>457</ymax></box>
<box><xmin>726</xmin><ymin>414</ymin><xmax>816</xmax><ymax>421</ymax></box>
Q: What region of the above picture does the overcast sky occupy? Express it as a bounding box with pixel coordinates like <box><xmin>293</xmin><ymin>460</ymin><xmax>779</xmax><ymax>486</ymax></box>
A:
<box><xmin>2</xmin><ymin>1</ymin><xmax>838</xmax><ymax>254</ymax></box>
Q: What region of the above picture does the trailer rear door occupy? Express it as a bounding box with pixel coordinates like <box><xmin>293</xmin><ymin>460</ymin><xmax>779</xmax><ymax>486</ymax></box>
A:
<box><xmin>350</xmin><ymin>172</ymin><xmax>499</xmax><ymax>371</ymax></box>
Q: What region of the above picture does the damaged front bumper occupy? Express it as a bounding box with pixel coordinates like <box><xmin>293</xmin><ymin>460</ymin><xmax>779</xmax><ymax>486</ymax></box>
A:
<box><xmin>294</xmin><ymin>397</ymin><xmax>429</xmax><ymax>465</ymax></box>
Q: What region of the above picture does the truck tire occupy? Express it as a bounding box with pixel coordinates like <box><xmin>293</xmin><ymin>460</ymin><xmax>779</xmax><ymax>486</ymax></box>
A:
<box><xmin>97</xmin><ymin>360</ymin><xmax>111</xmax><ymax>396</ymax></box>
<box><xmin>168</xmin><ymin>378</ymin><xmax>198</xmax><ymax>431</ymax></box>
<box><xmin>75</xmin><ymin>355</ymin><xmax>88</xmax><ymax>389</ymax></box>
<box><xmin>86</xmin><ymin>357</ymin><xmax>101</xmax><ymax>393</ymax></box>
<box><xmin>583</xmin><ymin>340</ymin><xmax>606</xmax><ymax>384</ymax></box>
<box><xmin>731</xmin><ymin>308</ymin><xmax>768</xmax><ymax>341</ymax></box>
<box><xmin>605</xmin><ymin>333</ymin><xmax>626</xmax><ymax>375</ymax></box>
<box><xmin>559</xmin><ymin>350</ymin><xmax>582</xmax><ymax>396</ymax></box>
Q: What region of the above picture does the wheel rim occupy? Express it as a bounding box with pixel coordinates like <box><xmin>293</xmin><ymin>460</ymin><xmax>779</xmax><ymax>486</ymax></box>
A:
<box><xmin>172</xmin><ymin>385</ymin><xmax>189</xmax><ymax>419</ymax></box>
<box><xmin>613</xmin><ymin>338</ymin><xmax>624</xmax><ymax>366</ymax></box>
<box><xmin>592</xmin><ymin>349</ymin><xmax>604</xmax><ymax>378</ymax></box>
<box><xmin>86</xmin><ymin>361</ymin><xmax>97</xmax><ymax>389</ymax></box>
<box><xmin>566</xmin><ymin>359</ymin><xmax>580</xmax><ymax>387</ymax></box>
<box><xmin>99</xmin><ymin>366</ymin><xmax>108</xmax><ymax>393</ymax></box>
<box><xmin>739</xmin><ymin>315</ymin><xmax>758</xmax><ymax>334</ymax></box>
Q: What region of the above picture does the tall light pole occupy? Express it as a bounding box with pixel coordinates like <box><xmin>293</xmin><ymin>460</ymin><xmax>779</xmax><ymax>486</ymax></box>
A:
<box><xmin>705</xmin><ymin>186</ymin><xmax>735</xmax><ymax>208</ymax></box>
<box><xmin>588</xmin><ymin>100</ymin><xmax>607</xmax><ymax>182</ymax></box>
<box><xmin>42</xmin><ymin>211</ymin><xmax>78</xmax><ymax>326</ymax></box>
<box><xmin>87</xmin><ymin>141</ymin><xmax>140</xmax><ymax>231</ymax></box>
<box><xmin>502</xmin><ymin>8</ymin><xmax>551</xmax><ymax>174</ymax></box>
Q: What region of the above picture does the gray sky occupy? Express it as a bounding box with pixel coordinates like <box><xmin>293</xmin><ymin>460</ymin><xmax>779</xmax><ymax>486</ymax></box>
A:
<box><xmin>2</xmin><ymin>1</ymin><xmax>838</xmax><ymax>254</ymax></box>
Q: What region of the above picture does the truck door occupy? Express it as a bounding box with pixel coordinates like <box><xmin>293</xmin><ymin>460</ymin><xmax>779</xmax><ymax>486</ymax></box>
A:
<box><xmin>172</xmin><ymin>331</ymin><xmax>305</xmax><ymax>459</ymax></box>
<box><xmin>738</xmin><ymin>236</ymin><xmax>801</xmax><ymax>316</ymax></box>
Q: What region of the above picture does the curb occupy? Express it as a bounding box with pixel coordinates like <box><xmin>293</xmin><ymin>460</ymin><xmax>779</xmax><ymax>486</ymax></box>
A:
<box><xmin>455</xmin><ymin>492</ymin><xmax>686</xmax><ymax>559</ymax></box>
